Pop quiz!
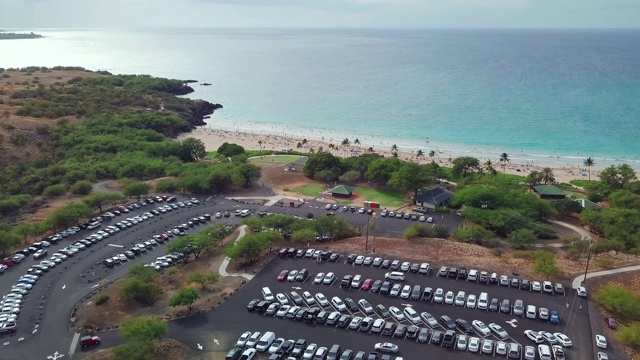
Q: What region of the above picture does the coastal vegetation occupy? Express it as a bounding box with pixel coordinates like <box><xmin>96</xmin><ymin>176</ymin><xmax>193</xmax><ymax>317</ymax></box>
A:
<box><xmin>0</xmin><ymin>31</ymin><xmax>43</xmax><ymax>40</ymax></box>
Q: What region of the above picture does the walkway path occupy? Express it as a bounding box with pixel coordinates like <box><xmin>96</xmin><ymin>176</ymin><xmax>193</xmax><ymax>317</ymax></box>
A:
<box><xmin>550</xmin><ymin>220</ymin><xmax>592</xmax><ymax>241</ymax></box>
<box><xmin>572</xmin><ymin>264</ymin><xmax>640</xmax><ymax>289</ymax></box>
<box><xmin>228</xmin><ymin>194</ymin><xmax>307</xmax><ymax>206</ymax></box>
<box><xmin>218</xmin><ymin>225</ymin><xmax>254</xmax><ymax>280</ymax></box>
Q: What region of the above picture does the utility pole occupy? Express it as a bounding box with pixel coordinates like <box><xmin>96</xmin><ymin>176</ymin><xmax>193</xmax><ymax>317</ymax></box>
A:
<box><xmin>582</xmin><ymin>243</ymin><xmax>593</xmax><ymax>285</ymax></box>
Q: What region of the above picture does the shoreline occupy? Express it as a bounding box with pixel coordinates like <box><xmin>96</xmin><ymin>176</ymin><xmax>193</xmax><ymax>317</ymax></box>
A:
<box><xmin>179</xmin><ymin>125</ymin><xmax>640</xmax><ymax>185</ymax></box>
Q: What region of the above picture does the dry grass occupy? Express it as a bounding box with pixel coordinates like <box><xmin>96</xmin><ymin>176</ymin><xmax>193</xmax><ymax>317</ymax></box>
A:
<box><xmin>82</xmin><ymin>338</ymin><xmax>206</xmax><ymax>360</ymax></box>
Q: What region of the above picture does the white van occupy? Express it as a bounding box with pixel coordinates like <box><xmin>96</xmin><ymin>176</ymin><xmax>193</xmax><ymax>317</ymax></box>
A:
<box><xmin>477</xmin><ymin>292</ymin><xmax>489</xmax><ymax>310</ymax></box>
<box><xmin>255</xmin><ymin>331</ymin><xmax>275</xmax><ymax>351</ymax></box>
<box><xmin>240</xmin><ymin>209</ymin><xmax>251</xmax><ymax>217</ymax></box>
<box><xmin>384</xmin><ymin>271</ymin><xmax>405</xmax><ymax>281</ymax></box>
<box><xmin>402</xmin><ymin>307</ymin><xmax>420</xmax><ymax>324</ymax></box>
<box><xmin>526</xmin><ymin>305</ymin><xmax>537</xmax><ymax>319</ymax></box>
<box><xmin>537</xmin><ymin>344</ymin><xmax>552</xmax><ymax>360</ymax></box>
<box><xmin>262</xmin><ymin>287</ymin><xmax>274</xmax><ymax>302</ymax></box>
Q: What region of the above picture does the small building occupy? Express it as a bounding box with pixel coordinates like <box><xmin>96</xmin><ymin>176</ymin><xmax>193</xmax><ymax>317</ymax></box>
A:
<box><xmin>330</xmin><ymin>185</ymin><xmax>353</xmax><ymax>198</ymax></box>
<box><xmin>533</xmin><ymin>185</ymin><xmax>566</xmax><ymax>199</ymax></box>
<box><xmin>414</xmin><ymin>186</ymin><xmax>453</xmax><ymax>209</ymax></box>
<box><xmin>575</xmin><ymin>198</ymin><xmax>602</xmax><ymax>210</ymax></box>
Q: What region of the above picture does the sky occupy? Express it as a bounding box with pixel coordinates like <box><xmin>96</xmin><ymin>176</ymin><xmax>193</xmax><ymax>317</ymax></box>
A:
<box><xmin>0</xmin><ymin>0</ymin><xmax>638</xmax><ymax>29</ymax></box>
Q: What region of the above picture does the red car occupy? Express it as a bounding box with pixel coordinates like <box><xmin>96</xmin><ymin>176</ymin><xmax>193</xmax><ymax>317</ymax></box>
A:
<box><xmin>80</xmin><ymin>335</ymin><xmax>101</xmax><ymax>347</ymax></box>
<box><xmin>605</xmin><ymin>317</ymin><xmax>618</xmax><ymax>329</ymax></box>
<box><xmin>361</xmin><ymin>278</ymin><xmax>374</xmax><ymax>291</ymax></box>
<box><xmin>277</xmin><ymin>270</ymin><xmax>289</xmax><ymax>282</ymax></box>
<box><xmin>1</xmin><ymin>258</ymin><xmax>15</xmax><ymax>267</ymax></box>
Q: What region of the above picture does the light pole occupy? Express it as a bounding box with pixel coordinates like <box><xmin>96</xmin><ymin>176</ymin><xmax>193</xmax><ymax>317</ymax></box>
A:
<box><xmin>582</xmin><ymin>242</ymin><xmax>593</xmax><ymax>285</ymax></box>
<box><xmin>371</xmin><ymin>212</ymin><xmax>377</xmax><ymax>254</ymax></box>
<box><xmin>364</xmin><ymin>211</ymin><xmax>377</xmax><ymax>252</ymax></box>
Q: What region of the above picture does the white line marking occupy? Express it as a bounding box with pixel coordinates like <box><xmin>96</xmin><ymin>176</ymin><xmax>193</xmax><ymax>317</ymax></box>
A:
<box><xmin>62</xmin><ymin>284</ymin><xmax>66</xmax><ymax>290</ymax></box>
<box><xmin>107</xmin><ymin>244</ymin><xmax>124</xmax><ymax>248</ymax></box>
<box><xmin>69</xmin><ymin>333</ymin><xmax>80</xmax><ymax>357</ymax></box>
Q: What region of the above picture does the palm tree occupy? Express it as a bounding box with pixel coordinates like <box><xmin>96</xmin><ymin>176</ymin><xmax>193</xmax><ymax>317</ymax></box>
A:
<box><xmin>296</xmin><ymin>142</ymin><xmax>302</xmax><ymax>150</ymax></box>
<box><xmin>318</xmin><ymin>146</ymin><xmax>324</xmax><ymax>152</ymax></box>
<box><xmin>499</xmin><ymin>152</ymin><xmax>510</xmax><ymax>175</ymax></box>
<box><xmin>526</xmin><ymin>170</ymin><xmax>542</xmax><ymax>191</ymax></box>
<box><xmin>484</xmin><ymin>160</ymin><xmax>497</xmax><ymax>177</ymax></box>
<box><xmin>257</xmin><ymin>139</ymin><xmax>263</xmax><ymax>156</ymax></box>
<box><xmin>416</xmin><ymin>150</ymin><xmax>424</xmax><ymax>162</ymax></box>
<box><xmin>367</xmin><ymin>147</ymin><xmax>375</xmax><ymax>154</ymax></box>
<box><xmin>428</xmin><ymin>150</ymin><xmax>436</xmax><ymax>158</ymax></box>
<box><xmin>583</xmin><ymin>157</ymin><xmax>595</xmax><ymax>182</ymax></box>
<box><xmin>354</xmin><ymin>138</ymin><xmax>361</xmax><ymax>146</ymax></box>
<box><xmin>541</xmin><ymin>167</ymin><xmax>556</xmax><ymax>184</ymax></box>
<box><xmin>328</xmin><ymin>143</ymin><xmax>335</xmax><ymax>154</ymax></box>
<box><xmin>341</xmin><ymin>138</ymin><xmax>351</xmax><ymax>158</ymax></box>
<box><xmin>390</xmin><ymin>144</ymin><xmax>399</xmax><ymax>157</ymax></box>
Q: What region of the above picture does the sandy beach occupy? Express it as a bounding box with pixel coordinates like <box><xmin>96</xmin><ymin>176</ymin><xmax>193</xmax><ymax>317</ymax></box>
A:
<box><xmin>180</xmin><ymin>126</ymin><xmax>630</xmax><ymax>185</ymax></box>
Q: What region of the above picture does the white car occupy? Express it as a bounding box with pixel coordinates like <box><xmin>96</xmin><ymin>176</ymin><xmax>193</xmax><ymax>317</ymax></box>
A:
<box><xmin>302</xmin><ymin>343</ymin><xmax>317</xmax><ymax>360</ymax></box>
<box><xmin>331</xmin><ymin>297</ymin><xmax>346</xmax><ymax>312</ymax></box>
<box><xmin>554</xmin><ymin>332</ymin><xmax>572</xmax><ymax>347</ymax></box>
<box><xmin>389</xmin><ymin>306</ymin><xmax>405</xmax><ymax>322</ymax></box>
<box><xmin>419</xmin><ymin>262</ymin><xmax>430</xmax><ymax>273</ymax></box>
<box><xmin>313</xmin><ymin>273</ymin><xmax>325</xmax><ymax>284</ymax></box>
<box><xmin>276</xmin><ymin>293</ymin><xmax>289</xmax><ymax>306</ymax></box>
<box><xmin>495</xmin><ymin>341</ymin><xmax>507</xmax><ymax>355</ymax></box>
<box><xmin>276</xmin><ymin>305</ymin><xmax>290</xmax><ymax>318</ymax></box>
<box><xmin>532</xmin><ymin>281</ymin><xmax>542</xmax><ymax>292</ymax></box>
<box><xmin>445</xmin><ymin>291</ymin><xmax>455</xmax><ymax>305</ymax></box>
<box><xmin>302</xmin><ymin>291</ymin><xmax>315</xmax><ymax>305</ymax></box>
<box><xmin>236</xmin><ymin>331</ymin><xmax>252</xmax><ymax>347</ymax></box>
<box><xmin>390</xmin><ymin>284</ymin><xmax>402</xmax><ymax>297</ymax></box>
<box><xmin>472</xmin><ymin>320</ymin><xmax>491</xmax><ymax>336</ymax></box>
<box><xmin>539</xmin><ymin>331</ymin><xmax>558</xmax><ymax>345</ymax></box>
<box><xmin>482</xmin><ymin>339</ymin><xmax>494</xmax><ymax>354</ymax></box>
<box><xmin>241</xmin><ymin>348</ymin><xmax>256</xmax><ymax>360</ymax></box>
<box><xmin>372</xmin><ymin>318</ymin><xmax>385</xmax><ymax>333</ymax></box>
<box><xmin>454</xmin><ymin>291</ymin><xmax>466</xmax><ymax>306</ymax></box>
<box><xmin>400</xmin><ymin>262</ymin><xmax>411</xmax><ymax>271</ymax></box>
<box><xmin>466</xmin><ymin>294</ymin><xmax>477</xmax><ymax>308</ymax></box>
<box><xmin>597</xmin><ymin>352</ymin><xmax>609</xmax><ymax>360</ymax></box>
<box><xmin>12</xmin><ymin>283</ymin><xmax>32</xmax><ymax>290</ymax></box>
<box><xmin>433</xmin><ymin>288</ymin><xmax>444</xmax><ymax>303</ymax></box>
<box><xmin>420</xmin><ymin>312</ymin><xmax>438</xmax><ymax>327</ymax></box>
<box><xmin>322</xmin><ymin>272</ymin><xmax>335</xmax><ymax>285</ymax></box>
<box><xmin>456</xmin><ymin>335</ymin><xmax>468</xmax><ymax>351</ymax></box>
<box><xmin>400</xmin><ymin>285</ymin><xmax>411</xmax><ymax>299</ymax></box>
<box><xmin>524</xmin><ymin>345</ymin><xmax>536</xmax><ymax>360</ymax></box>
<box><xmin>539</xmin><ymin>307</ymin><xmax>549</xmax><ymax>320</ymax></box>
<box><xmin>595</xmin><ymin>334</ymin><xmax>607</xmax><ymax>349</ymax></box>
<box><xmin>355</xmin><ymin>255</ymin><xmax>365</xmax><ymax>265</ymax></box>
<box><xmin>269</xmin><ymin>338</ymin><xmax>285</xmax><ymax>354</ymax></box>
<box><xmin>373</xmin><ymin>342</ymin><xmax>399</xmax><ymax>353</ymax></box>
<box><xmin>577</xmin><ymin>286</ymin><xmax>587</xmax><ymax>297</ymax></box>
<box><xmin>287</xmin><ymin>270</ymin><xmax>298</xmax><ymax>282</ymax></box>
<box><xmin>525</xmin><ymin>330</ymin><xmax>544</xmax><ymax>344</ymax></box>
<box><xmin>468</xmin><ymin>337</ymin><xmax>480</xmax><ymax>352</ymax></box>
<box><xmin>315</xmin><ymin>293</ymin><xmax>329</xmax><ymax>307</ymax></box>
<box><xmin>489</xmin><ymin>323</ymin><xmax>509</xmax><ymax>339</ymax></box>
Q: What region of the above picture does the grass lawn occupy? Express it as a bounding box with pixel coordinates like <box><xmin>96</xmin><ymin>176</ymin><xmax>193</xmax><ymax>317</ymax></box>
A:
<box><xmin>564</xmin><ymin>190</ymin><xmax>587</xmax><ymax>199</ymax></box>
<box><xmin>569</xmin><ymin>179</ymin><xmax>594</xmax><ymax>188</ymax></box>
<box><xmin>290</xmin><ymin>184</ymin><xmax>327</xmax><ymax>197</ymax></box>
<box><xmin>354</xmin><ymin>186</ymin><xmax>406</xmax><ymax>207</ymax></box>
<box><xmin>249</xmin><ymin>155</ymin><xmax>306</xmax><ymax>164</ymax></box>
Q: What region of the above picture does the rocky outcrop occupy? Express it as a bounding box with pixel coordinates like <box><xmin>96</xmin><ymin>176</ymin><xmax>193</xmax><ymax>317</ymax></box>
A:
<box><xmin>186</xmin><ymin>100</ymin><xmax>223</xmax><ymax>127</ymax></box>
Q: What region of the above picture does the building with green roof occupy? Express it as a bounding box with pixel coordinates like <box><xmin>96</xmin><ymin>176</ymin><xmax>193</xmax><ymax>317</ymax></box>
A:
<box><xmin>330</xmin><ymin>185</ymin><xmax>353</xmax><ymax>198</ymax></box>
<box><xmin>533</xmin><ymin>184</ymin><xmax>566</xmax><ymax>199</ymax></box>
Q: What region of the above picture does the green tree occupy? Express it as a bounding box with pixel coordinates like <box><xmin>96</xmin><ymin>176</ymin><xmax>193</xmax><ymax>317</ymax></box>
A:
<box><xmin>583</xmin><ymin>157</ymin><xmax>595</xmax><ymax>182</ymax></box>
<box><xmin>390</xmin><ymin>144</ymin><xmax>399</xmax><ymax>157</ymax></box>
<box><xmin>593</xmin><ymin>284</ymin><xmax>640</xmax><ymax>319</ymax></box>
<box><xmin>484</xmin><ymin>160</ymin><xmax>497</xmax><ymax>177</ymax></box>
<box><xmin>526</xmin><ymin>170</ymin><xmax>543</xmax><ymax>188</ymax></box>
<box><xmin>540</xmin><ymin>167</ymin><xmax>555</xmax><ymax>184</ymax></box>
<box><xmin>532</xmin><ymin>250</ymin><xmax>561</xmax><ymax>279</ymax></box>
<box><xmin>120</xmin><ymin>278</ymin><xmax>164</xmax><ymax>305</ymax></box>
<box><xmin>600</xmin><ymin>164</ymin><xmax>638</xmax><ymax>192</ymax></box>
<box><xmin>552</xmin><ymin>198</ymin><xmax>583</xmax><ymax>217</ymax></box>
<box><xmin>303</xmin><ymin>151</ymin><xmax>341</xmax><ymax>179</ymax></box>
<box><xmin>291</xmin><ymin>228</ymin><xmax>317</xmax><ymax>245</ymax></box>
<box><xmin>388</xmin><ymin>162</ymin><xmax>436</xmax><ymax>198</ymax></box>
<box><xmin>217</xmin><ymin>142</ymin><xmax>245</xmax><ymax>157</ymax></box>
<box><xmin>225</xmin><ymin>233</ymin><xmax>269</xmax><ymax>264</ymax></box>
<box><xmin>314</xmin><ymin>169</ymin><xmax>336</xmax><ymax>184</ymax></box>
<box><xmin>235</xmin><ymin>163</ymin><xmax>261</xmax><ymax>188</ymax></box>
<box><xmin>187</xmin><ymin>271</ymin><xmax>219</xmax><ymax>290</ymax></box>
<box><xmin>364</xmin><ymin>157</ymin><xmax>402</xmax><ymax>185</ymax></box>
<box><xmin>338</xmin><ymin>169</ymin><xmax>361</xmax><ymax>184</ymax></box>
<box><xmin>0</xmin><ymin>230</ymin><xmax>20</xmax><ymax>257</ymax></box>
<box><xmin>123</xmin><ymin>181</ymin><xmax>151</xmax><ymax>201</ymax></box>
<box><xmin>178</xmin><ymin>137</ymin><xmax>206</xmax><ymax>162</ymax></box>
<box><xmin>43</xmin><ymin>184</ymin><xmax>68</xmax><ymax>197</ymax></box>
<box><xmin>113</xmin><ymin>340</ymin><xmax>155</xmax><ymax>360</ymax></box>
<box><xmin>83</xmin><ymin>192</ymin><xmax>123</xmax><ymax>213</ymax></box>
<box><xmin>618</xmin><ymin>323</ymin><xmax>640</xmax><ymax>351</ymax></box>
<box><xmin>47</xmin><ymin>202</ymin><xmax>92</xmax><ymax>229</ymax></box>
<box><xmin>13</xmin><ymin>222</ymin><xmax>33</xmax><ymax>244</ymax></box>
<box><xmin>452</xmin><ymin>156</ymin><xmax>480</xmax><ymax>179</ymax></box>
<box><xmin>127</xmin><ymin>264</ymin><xmax>158</xmax><ymax>282</ymax></box>
<box><xmin>508</xmin><ymin>228</ymin><xmax>538</xmax><ymax>250</ymax></box>
<box><xmin>169</xmin><ymin>287</ymin><xmax>200</xmax><ymax>309</ymax></box>
<box><xmin>70</xmin><ymin>180</ymin><xmax>94</xmax><ymax>195</ymax></box>
<box><xmin>453</xmin><ymin>226</ymin><xmax>494</xmax><ymax>245</ymax></box>
<box><xmin>208</xmin><ymin>169</ymin><xmax>235</xmax><ymax>194</ymax></box>
<box><xmin>120</xmin><ymin>316</ymin><xmax>168</xmax><ymax>342</ymax></box>
<box><xmin>608</xmin><ymin>190</ymin><xmax>640</xmax><ymax>209</ymax></box>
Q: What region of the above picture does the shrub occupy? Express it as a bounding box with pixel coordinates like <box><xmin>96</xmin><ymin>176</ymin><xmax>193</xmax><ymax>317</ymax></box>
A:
<box><xmin>95</xmin><ymin>295</ymin><xmax>110</xmax><ymax>306</ymax></box>
<box><xmin>594</xmin><ymin>257</ymin><xmax>615</xmax><ymax>269</ymax></box>
<box><xmin>43</xmin><ymin>184</ymin><xmax>68</xmax><ymax>197</ymax></box>
<box><xmin>618</xmin><ymin>323</ymin><xmax>640</xmax><ymax>351</ymax></box>
<box><xmin>70</xmin><ymin>180</ymin><xmax>93</xmax><ymax>195</ymax></box>
<box><xmin>593</xmin><ymin>284</ymin><xmax>640</xmax><ymax>319</ymax></box>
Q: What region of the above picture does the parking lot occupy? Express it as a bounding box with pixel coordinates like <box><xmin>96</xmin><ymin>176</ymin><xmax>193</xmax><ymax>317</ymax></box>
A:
<box><xmin>169</xmin><ymin>247</ymin><xmax>594</xmax><ymax>360</ymax></box>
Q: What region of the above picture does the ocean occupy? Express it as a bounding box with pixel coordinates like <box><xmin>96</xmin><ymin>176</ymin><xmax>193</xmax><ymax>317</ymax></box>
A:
<box><xmin>2</xmin><ymin>28</ymin><xmax>639</xmax><ymax>168</ymax></box>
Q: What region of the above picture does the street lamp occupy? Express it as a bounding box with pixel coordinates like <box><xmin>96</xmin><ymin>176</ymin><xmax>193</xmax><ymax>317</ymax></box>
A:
<box><xmin>582</xmin><ymin>241</ymin><xmax>593</xmax><ymax>285</ymax></box>
<box><xmin>365</xmin><ymin>211</ymin><xmax>377</xmax><ymax>253</ymax></box>
<box><xmin>371</xmin><ymin>212</ymin><xmax>377</xmax><ymax>254</ymax></box>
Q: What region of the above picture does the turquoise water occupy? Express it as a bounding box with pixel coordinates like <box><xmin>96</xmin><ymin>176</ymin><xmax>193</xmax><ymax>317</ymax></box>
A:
<box><xmin>1</xmin><ymin>28</ymin><xmax>639</xmax><ymax>166</ymax></box>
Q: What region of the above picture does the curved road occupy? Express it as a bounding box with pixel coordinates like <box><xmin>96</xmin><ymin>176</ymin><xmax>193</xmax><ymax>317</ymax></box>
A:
<box><xmin>218</xmin><ymin>225</ymin><xmax>253</xmax><ymax>280</ymax></box>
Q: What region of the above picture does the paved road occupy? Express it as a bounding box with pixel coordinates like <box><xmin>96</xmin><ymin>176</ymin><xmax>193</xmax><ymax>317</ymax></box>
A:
<box><xmin>549</xmin><ymin>220</ymin><xmax>592</xmax><ymax>242</ymax></box>
<box><xmin>218</xmin><ymin>225</ymin><xmax>253</xmax><ymax>280</ymax></box>
<box><xmin>1</xmin><ymin>195</ymin><xmax>456</xmax><ymax>359</ymax></box>
<box><xmin>572</xmin><ymin>264</ymin><xmax>640</xmax><ymax>289</ymax></box>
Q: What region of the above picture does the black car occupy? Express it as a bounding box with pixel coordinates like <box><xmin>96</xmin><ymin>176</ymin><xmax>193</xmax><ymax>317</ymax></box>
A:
<box><xmin>247</xmin><ymin>299</ymin><xmax>260</xmax><ymax>312</ymax></box>
<box><xmin>442</xmin><ymin>330</ymin><xmax>456</xmax><ymax>348</ymax></box>
<box><xmin>129</xmin><ymin>247</ymin><xmax>141</xmax><ymax>255</ymax></box>
<box><xmin>381</xmin><ymin>259</ymin><xmax>391</xmax><ymax>268</ymax></box>
<box><xmin>316</xmin><ymin>311</ymin><xmax>329</xmax><ymax>324</ymax></box>
<box><xmin>295</xmin><ymin>309</ymin><xmax>308</xmax><ymax>321</ymax></box>
<box><xmin>359</xmin><ymin>317</ymin><xmax>373</xmax><ymax>332</ymax></box>
<box><xmin>337</xmin><ymin>314</ymin><xmax>351</xmax><ymax>328</ymax></box>
<box><xmin>371</xmin><ymin>280</ymin><xmax>382</xmax><ymax>293</ymax></box>
<box><xmin>256</xmin><ymin>300</ymin><xmax>271</xmax><ymax>313</ymax></box>
<box><xmin>279</xmin><ymin>248</ymin><xmax>288</xmax><ymax>258</ymax></box>
<box><xmin>223</xmin><ymin>211</ymin><xmax>230</xmax><ymax>218</ymax></box>
<box><xmin>394</xmin><ymin>324</ymin><xmax>407</xmax><ymax>338</ymax></box>
<box><xmin>376</xmin><ymin>304</ymin><xmax>390</xmax><ymax>318</ymax></box>
<box><xmin>225</xmin><ymin>347</ymin><xmax>242</xmax><ymax>360</ymax></box>
<box><xmin>103</xmin><ymin>259</ymin><xmax>114</xmax><ymax>267</ymax></box>
<box><xmin>296</xmin><ymin>269</ymin><xmax>309</xmax><ymax>282</ymax></box>
<box><xmin>277</xmin><ymin>340</ymin><xmax>295</xmax><ymax>356</ymax></box>
<box><xmin>448</xmin><ymin>267</ymin><xmax>458</xmax><ymax>278</ymax></box>
<box><xmin>406</xmin><ymin>325</ymin><xmax>419</xmax><ymax>339</ymax></box>
<box><xmin>431</xmin><ymin>331</ymin><xmax>443</xmax><ymax>345</ymax></box>
<box><xmin>329</xmin><ymin>253</ymin><xmax>341</xmax><ymax>262</ymax></box>
<box><xmin>422</xmin><ymin>287</ymin><xmax>433</xmax><ymax>302</ymax></box>
<box><xmin>346</xmin><ymin>254</ymin><xmax>357</xmax><ymax>264</ymax></box>
<box><xmin>456</xmin><ymin>319</ymin><xmax>474</xmax><ymax>334</ymax></box>
<box><xmin>418</xmin><ymin>328</ymin><xmax>431</xmax><ymax>343</ymax></box>
<box><xmin>203</xmin><ymin>213</ymin><xmax>212</xmax><ymax>220</ymax></box>
<box><xmin>439</xmin><ymin>315</ymin><xmax>456</xmax><ymax>330</ymax></box>
<box><xmin>458</xmin><ymin>267</ymin><xmax>468</xmax><ymax>280</ymax></box>
<box><xmin>344</xmin><ymin>298</ymin><xmax>358</xmax><ymax>312</ymax></box>
<box><xmin>520</xmin><ymin>279</ymin><xmax>531</xmax><ymax>290</ymax></box>
<box><xmin>304</xmin><ymin>307</ymin><xmax>320</xmax><ymax>322</ymax></box>
<box><xmin>341</xmin><ymin>275</ymin><xmax>353</xmax><ymax>288</ymax></box>
<box><xmin>292</xmin><ymin>339</ymin><xmax>307</xmax><ymax>358</ymax></box>
<box><xmin>489</xmin><ymin>298</ymin><xmax>499</xmax><ymax>311</ymax></box>
<box><xmin>380</xmin><ymin>281</ymin><xmax>391</xmax><ymax>295</ymax></box>
<box><xmin>410</xmin><ymin>263</ymin><xmax>420</xmax><ymax>273</ymax></box>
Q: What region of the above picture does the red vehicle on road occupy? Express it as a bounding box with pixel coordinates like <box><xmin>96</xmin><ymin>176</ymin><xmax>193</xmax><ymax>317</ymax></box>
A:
<box><xmin>80</xmin><ymin>336</ymin><xmax>101</xmax><ymax>347</ymax></box>
<box><xmin>277</xmin><ymin>270</ymin><xmax>289</xmax><ymax>282</ymax></box>
<box><xmin>361</xmin><ymin>278</ymin><xmax>374</xmax><ymax>291</ymax></box>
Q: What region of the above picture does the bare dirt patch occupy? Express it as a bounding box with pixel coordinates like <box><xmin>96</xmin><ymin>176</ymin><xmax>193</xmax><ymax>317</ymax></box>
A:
<box><xmin>81</xmin><ymin>338</ymin><xmax>206</xmax><ymax>360</ymax></box>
